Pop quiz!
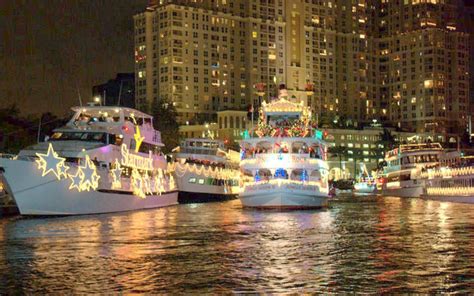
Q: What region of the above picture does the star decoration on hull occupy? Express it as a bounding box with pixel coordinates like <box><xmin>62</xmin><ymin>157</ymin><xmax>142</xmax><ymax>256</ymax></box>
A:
<box><xmin>69</xmin><ymin>169</ymin><xmax>84</xmax><ymax>191</ymax></box>
<box><xmin>36</xmin><ymin>143</ymin><xmax>69</xmax><ymax>180</ymax></box>
<box><xmin>67</xmin><ymin>155</ymin><xmax>100</xmax><ymax>192</ymax></box>
<box><xmin>80</xmin><ymin>155</ymin><xmax>100</xmax><ymax>191</ymax></box>
<box><xmin>110</xmin><ymin>160</ymin><xmax>123</xmax><ymax>189</ymax></box>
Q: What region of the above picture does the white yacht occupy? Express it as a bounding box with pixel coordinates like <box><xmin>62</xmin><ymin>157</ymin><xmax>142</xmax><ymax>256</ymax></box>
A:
<box><xmin>0</xmin><ymin>106</ymin><xmax>178</xmax><ymax>215</ymax></box>
<box><xmin>420</xmin><ymin>152</ymin><xmax>474</xmax><ymax>204</ymax></box>
<box><xmin>239</xmin><ymin>88</ymin><xmax>330</xmax><ymax>209</ymax></box>
<box><xmin>171</xmin><ymin>138</ymin><xmax>240</xmax><ymax>203</ymax></box>
<box><xmin>380</xmin><ymin>143</ymin><xmax>443</xmax><ymax>198</ymax></box>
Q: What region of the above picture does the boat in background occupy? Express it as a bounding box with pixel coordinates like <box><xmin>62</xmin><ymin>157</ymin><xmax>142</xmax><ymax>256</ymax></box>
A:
<box><xmin>380</xmin><ymin>143</ymin><xmax>443</xmax><ymax>198</ymax></box>
<box><xmin>0</xmin><ymin>106</ymin><xmax>178</xmax><ymax>216</ymax></box>
<box><xmin>239</xmin><ymin>86</ymin><xmax>330</xmax><ymax>209</ymax></box>
<box><xmin>353</xmin><ymin>163</ymin><xmax>377</xmax><ymax>195</ymax></box>
<box><xmin>171</xmin><ymin>138</ymin><xmax>240</xmax><ymax>203</ymax></box>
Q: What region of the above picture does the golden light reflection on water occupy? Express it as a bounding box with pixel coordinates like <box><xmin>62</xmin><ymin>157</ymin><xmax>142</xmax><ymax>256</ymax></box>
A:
<box><xmin>0</xmin><ymin>198</ymin><xmax>473</xmax><ymax>293</ymax></box>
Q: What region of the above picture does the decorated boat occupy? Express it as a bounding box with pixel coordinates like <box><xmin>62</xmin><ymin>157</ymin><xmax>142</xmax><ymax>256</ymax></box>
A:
<box><xmin>239</xmin><ymin>87</ymin><xmax>330</xmax><ymax>209</ymax></box>
<box><xmin>380</xmin><ymin>143</ymin><xmax>443</xmax><ymax>198</ymax></box>
<box><xmin>0</xmin><ymin>106</ymin><xmax>178</xmax><ymax>215</ymax></box>
<box><xmin>171</xmin><ymin>138</ymin><xmax>240</xmax><ymax>203</ymax></box>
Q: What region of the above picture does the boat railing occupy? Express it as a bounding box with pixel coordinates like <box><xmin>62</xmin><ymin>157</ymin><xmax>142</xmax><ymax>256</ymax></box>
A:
<box><xmin>180</xmin><ymin>148</ymin><xmax>217</xmax><ymax>155</ymax></box>
<box><xmin>420</xmin><ymin>165</ymin><xmax>474</xmax><ymax>179</ymax></box>
<box><xmin>241</xmin><ymin>152</ymin><xmax>323</xmax><ymax>160</ymax></box>
<box><xmin>0</xmin><ymin>153</ymin><xmax>17</xmax><ymax>160</ymax></box>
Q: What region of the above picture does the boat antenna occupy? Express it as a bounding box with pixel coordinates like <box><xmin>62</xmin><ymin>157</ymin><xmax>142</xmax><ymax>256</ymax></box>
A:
<box><xmin>117</xmin><ymin>80</ymin><xmax>123</xmax><ymax>106</ymax></box>
<box><xmin>37</xmin><ymin>114</ymin><xmax>42</xmax><ymax>143</ymax></box>
<box><xmin>76</xmin><ymin>86</ymin><xmax>83</xmax><ymax>106</ymax></box>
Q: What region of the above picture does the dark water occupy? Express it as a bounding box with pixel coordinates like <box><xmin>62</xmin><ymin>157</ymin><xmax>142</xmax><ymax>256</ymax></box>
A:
<box><xmin>0</xmin><ymin>197</ymin><xmax>473</xmax><ymax>293</ymax></box>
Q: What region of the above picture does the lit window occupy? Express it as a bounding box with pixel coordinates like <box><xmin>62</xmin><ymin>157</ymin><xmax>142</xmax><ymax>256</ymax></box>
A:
<box><xmin>424</xmin><ymin>80</ymin><xmax>433</xmax><ymax>88</ymax></box>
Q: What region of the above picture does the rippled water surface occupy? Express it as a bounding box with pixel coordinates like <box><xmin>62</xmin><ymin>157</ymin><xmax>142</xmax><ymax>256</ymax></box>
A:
<box><xmin>1</xmin><ymin>197</ymin><xmax>474</xmax><ymax>293</ymax></box>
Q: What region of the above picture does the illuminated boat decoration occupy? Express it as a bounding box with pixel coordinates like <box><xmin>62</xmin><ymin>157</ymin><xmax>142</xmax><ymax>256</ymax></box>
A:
<box><xmin>419</xmin><ymin>153</ymin><xmax>474</xmax><ymax>204</ymax></box>
<box><xmin>239</xmin><ymin>86</ymin><xmax>330</xmax><ymax>209</ymax></box>
<box><xmin>0</xmin><ymin>106</ymin><xmax>178</xmax><ymax>215</ymax></box>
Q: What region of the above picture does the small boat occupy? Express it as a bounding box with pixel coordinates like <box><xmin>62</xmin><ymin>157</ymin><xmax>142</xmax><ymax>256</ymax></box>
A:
<box><xmin>0</xmin><ymin>106</ymin><xmax>178</xmax><ymax>216</ymax></box>
<box><xmin>353</xmin><ymin>164</ymin><xmax>377</xmax><ymax>195</ymax></box>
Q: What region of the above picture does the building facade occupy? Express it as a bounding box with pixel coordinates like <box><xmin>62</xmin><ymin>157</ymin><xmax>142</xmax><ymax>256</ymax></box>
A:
<box><xmin>135</xmin><ymin>0</ymin><xmax>469</xmax><ymax>138</ymax></box>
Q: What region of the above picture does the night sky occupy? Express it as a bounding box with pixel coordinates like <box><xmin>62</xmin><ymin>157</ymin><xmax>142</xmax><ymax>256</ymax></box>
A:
<box><xmin>0</xmin><ymin>0</ymin><xmax>147</xmax><ymax>116</ymax></box>
<box><xmin>1</xmin><ymin>0</ymin><xmax>473</xmax><ymax>116</ymax></box>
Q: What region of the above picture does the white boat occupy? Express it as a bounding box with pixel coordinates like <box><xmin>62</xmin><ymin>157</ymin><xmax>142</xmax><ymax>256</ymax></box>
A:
<box><xmin>171</xmin><ymin>138</ymin><xmax>240</xmax><ymax>203</ymax></box>
<box><xmin>380</xmin><ymin>143</ymin><xmax>443</xmax><ymax>198</ymax></box>
<box><xmin>0</xmin><ymin>106</ymin><xmax>178</xmax><ymax>216</ymax></box>
<box><xmin>239</xmin><ymin>87</ymin><xmax>330</xmax><ymax>209</ymax></box>
<box><xmin>353</xmin><ymin>163</ymin><xmax>377</xmax><ymax>195</ymax></box>
<box><xmin>420</xmin><ymin>153</ymin><xmax>474</xmax><ymax>204</ymax></box>
<box><xmin>354</xmin><ymin>181</ymin><xmax>377</xmax><ymax>195</ymax></box>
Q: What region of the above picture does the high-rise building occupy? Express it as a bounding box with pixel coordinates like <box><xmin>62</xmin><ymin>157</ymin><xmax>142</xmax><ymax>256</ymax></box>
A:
<box><xmin>134</xmin><ymin>0</ymin><xmax>469</xmax><ymax>138</ymax></box>
<box><xmin>463</xmin><ymin>0</ymin><xmax>474</xmax><ymax>117</ymax></box>
<box><xmin>377</xmin><ymin>0</ymin><xmax>469</xmax><ymax>136</ymax></box>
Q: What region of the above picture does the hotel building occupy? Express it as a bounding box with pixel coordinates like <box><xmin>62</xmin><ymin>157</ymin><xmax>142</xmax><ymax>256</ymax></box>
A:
<box><xmin>134</xmin><ymin>0</ymin><xmax>469</xmax><ymax>138</ymax></box>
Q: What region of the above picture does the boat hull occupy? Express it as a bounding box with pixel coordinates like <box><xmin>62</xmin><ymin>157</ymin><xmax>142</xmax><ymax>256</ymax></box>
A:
<box><xmin>239</xmin><ymin>183</ymin><xmax>328</xmax><ymax>209</ymax></box>
<box><xmin>178</xmin><ymin>191</ymin><xmax>237</xmax><ymax>203</ymax></box>
<box><xmin>173</xmin><ymin>169</ymin><xmax>239</xmax><ymax>203</ymax></box>
<box><xmin>0</xmin><ymin>158</ymin><xmax>178</xmax><ymax>216</ymax></box>
<box><xmin>353</xmin><ymin>183</ymin><xmax>377</xmax><ymax>194</ymax></box>
<box><xmin>381</xmin><ymin>185</ymin><xmax>423</xmax><ymax>198</ymax></box>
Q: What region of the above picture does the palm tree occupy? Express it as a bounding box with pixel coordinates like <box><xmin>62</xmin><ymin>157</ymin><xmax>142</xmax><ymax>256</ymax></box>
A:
<box><xmin>378</xmin><ymin>128</ymin><xmax>397</xmax><ymax>150</ymax></box>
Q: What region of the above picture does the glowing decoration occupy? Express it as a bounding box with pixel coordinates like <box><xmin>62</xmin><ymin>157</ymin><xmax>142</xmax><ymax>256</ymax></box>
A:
<box><xmin>153</xmin><ymin>171</ymin><xmax>164</xmax><ymax>195</ymax></box>
<box><xmin>121</xmin><ymin>144</ymin><xmax>153</xmax><ymax>171</ymax></box>
<box><xmin>315</xmin><ymin>130</ymin><xmax>323</xmax><ymax>140</ymax></box>
<box><xmin>35</xmin><ymin>143</ymin><xmax>69</xmax><ymax>180</ymax></box>
<box><xmin>169</xmin><ymin>174</ymin><xmax>176</xmax><ymax>190</ymax></box>
<box><xmin>79</xmin><ymin>155</ymin><xmax>100</xmax><ymax>191</ymax></box>
<box><xmin>69</xmin><ymin>169</ymin><xmax>84</xmax><ymax>191</ymax></box>
<box><xmin>170</xmin><ymin>162</ymin><xmax>238</xmax><ymax>180</ymax></box>
<box><xmin>110</xmin><ymin>160</ymin><xmax>123</xmax><ymax>189</ymax></box>
<box><xmin>133</xmin><ymin>126</ymin><xmax>145</xmax><ymax>153</ymax></box>
<box><xmin>131</xmin><ymin>168</ymin><xmax>146</xmax><ymax>198</ymax></box>
<box><xmin>274</xmin><ymin>168</ymin><xmax>287</xmax><ymax>179</ymax></box>
<box><xmin>67</xmin><ymin>155</ymin><xmax>100</xmax><ymax>192</ymax></box>
<box><xmin>142</xmin><ymin>173</ymin><xmax>153</xmax><ymax>195</ymax></box>
<box><xmin>130</xmin><ymin>114</ymin><xmax>145</xmax><ymax>152</ymax></box>
<box><xmin>255</xmin><ymin>169</ymin><xmax>261</xmax><ymax>182</ymax></box>
<box><xmin>301</xmin><ymin>169</ymin><xmax>308</xmax><ymax>182</ymax></box>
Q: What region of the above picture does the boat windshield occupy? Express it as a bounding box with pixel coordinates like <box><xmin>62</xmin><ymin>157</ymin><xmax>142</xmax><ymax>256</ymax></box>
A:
<box><xmin>50</xmin><ymin>132</ymin><xmax>109</xmax><ymax>144</ymax></box>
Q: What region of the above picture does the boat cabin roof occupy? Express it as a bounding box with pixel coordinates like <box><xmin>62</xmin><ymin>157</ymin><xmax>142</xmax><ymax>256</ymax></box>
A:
<box><xmin>182</xmin><ymin>138</ymin><xmax>224</xmax><ymax>149</ymax></box>
<box><xmin>71</xmin><ymin>106</ymin><xmax>153</xmax><ymax>120</ymax></box>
